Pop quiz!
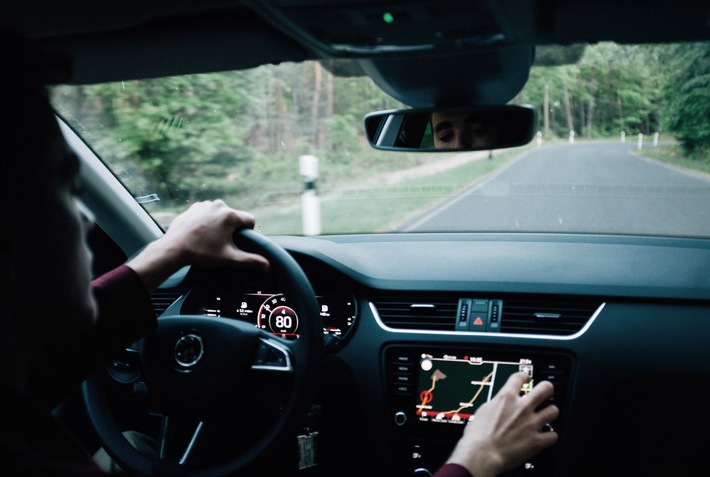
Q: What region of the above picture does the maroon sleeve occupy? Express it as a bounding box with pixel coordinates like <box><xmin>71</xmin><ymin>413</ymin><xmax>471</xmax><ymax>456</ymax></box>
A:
<box><xmin>30</xmin><ymin>265</ymin><xmax>157</xmax><ymax>408</ymax></box>
<box><xmin>432</xmin><ymin>463</ymin><xmax>474</xmax><ymax>477</ymax></box>
<box><xmin>90</xmin><ymin>264</ymin><xmax>158</xmax><ymax>346</ymax></box>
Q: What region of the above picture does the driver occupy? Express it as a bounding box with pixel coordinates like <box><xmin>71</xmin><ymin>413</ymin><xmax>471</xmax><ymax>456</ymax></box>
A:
<box><xmin>431</xmin><ymin>110</ymin><xmax>501</xmax><ymax>149</ymax></box>
<box><xmin>1</xmin><ymin>30</ymin><xmax>269</xmax><ymax>475</ymax></box>
<box><xmin>0</xmin><ymin>30</ymin><xmax>558</xmax><ymax>477</ymax></box>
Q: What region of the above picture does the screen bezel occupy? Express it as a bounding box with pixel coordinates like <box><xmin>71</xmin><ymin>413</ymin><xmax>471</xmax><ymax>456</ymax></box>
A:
<box><xmin>385</xmin><ymin>344</ymin><xmax>572</xmax><ymax>440</ymax></box>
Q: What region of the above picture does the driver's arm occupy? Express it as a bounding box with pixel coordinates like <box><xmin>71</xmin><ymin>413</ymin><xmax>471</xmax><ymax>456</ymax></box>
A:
<box><xmin>30</xmin><ymin>201</ymin><xmax>268</xmax><ymax>407</ymax></box>
<box><xmin>30</xmin><ymin>264</ymin><xmax>155</xmax><ymax>408</ymax></box>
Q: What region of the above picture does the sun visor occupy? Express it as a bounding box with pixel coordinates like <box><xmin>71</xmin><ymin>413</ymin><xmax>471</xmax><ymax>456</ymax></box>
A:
<box><xmin>357</xmin><ymin>44</ymin><xmax>534</xmax><ymax>107</ymax></box>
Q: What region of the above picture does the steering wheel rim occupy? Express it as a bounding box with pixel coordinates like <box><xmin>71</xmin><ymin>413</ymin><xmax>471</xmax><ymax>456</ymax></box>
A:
<box><xmin>83</xmin><ymin>228</ymin><xmax>323</xmax><ymax>476</ymax></box>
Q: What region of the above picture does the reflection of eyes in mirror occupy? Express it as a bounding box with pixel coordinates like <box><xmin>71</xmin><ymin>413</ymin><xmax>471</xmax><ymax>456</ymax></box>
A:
<box><xmin>363</xmin><ymin>105</ymin><xmax>535</xmax><ymax>152</ymax></box>
<box><xmin>431</xmin><ymin>111</ymin><xmax>497</xmax><ymax>149</ymax></box>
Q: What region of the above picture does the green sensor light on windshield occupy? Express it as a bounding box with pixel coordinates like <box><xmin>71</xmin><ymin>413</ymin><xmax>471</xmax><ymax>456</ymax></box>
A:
<box><xmin>382</xmin><ymin>12</ymin><xmax>394</xmax><ymax>24</ymax></box>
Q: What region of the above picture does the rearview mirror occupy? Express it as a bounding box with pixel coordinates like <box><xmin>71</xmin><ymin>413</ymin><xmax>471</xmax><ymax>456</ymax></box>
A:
<box><xmin>364</xmin><ymin>105</ymin><xmax>535</xmax><ymax>152</ymax></box>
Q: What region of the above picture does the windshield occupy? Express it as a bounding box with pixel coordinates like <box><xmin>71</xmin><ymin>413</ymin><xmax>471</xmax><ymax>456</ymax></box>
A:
<box><xmin>51</xmin><ymin>41</ymin><xmax>710</xmax><ymax>238</ymax></box>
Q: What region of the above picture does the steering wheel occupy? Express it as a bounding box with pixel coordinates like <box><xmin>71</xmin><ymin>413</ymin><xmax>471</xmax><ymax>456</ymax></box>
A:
<box><xmin>83</xmin><ymin>228</ymin><xmax>323</xmax><ymax>476</ymax></box>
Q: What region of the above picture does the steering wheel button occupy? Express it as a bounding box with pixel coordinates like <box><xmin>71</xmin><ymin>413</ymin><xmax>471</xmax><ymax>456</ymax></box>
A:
<box><xmin>266</xmin><ymin>347</ymin><xmax>287</xmax><ymax>366</ymax></box>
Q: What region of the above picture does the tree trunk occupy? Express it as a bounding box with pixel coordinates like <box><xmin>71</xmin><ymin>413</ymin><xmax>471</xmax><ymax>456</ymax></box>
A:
<box><xmin>563</xmin><ymin>85</ymin><xmax>574</xmax><ymax>136</ymax></box>
<box><xmin>269</xmin><ymin>81</ymin><xmax>283</xmax><ymax>152</ymax></box>
<box><xmin>311</xmin><ymin>62</ymin><xmax>323</xmax><ymax>149</ymax></box>
<box><xmin>544</xmin><ymin>84</ymin><xmax>550</xmax><ymax>139</ymax></box>
<box><xmin>587</xmin><ymin>98</ymin><xmax>595</xmax><ymax>139</ymax></box>
<box><xmin>321</xmin><ymin>60</ymin><xmax>334</xmax><ymax>149</ymax></box>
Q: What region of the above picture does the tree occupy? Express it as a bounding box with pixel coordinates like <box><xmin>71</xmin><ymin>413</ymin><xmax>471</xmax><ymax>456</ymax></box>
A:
<box><xmin>659</xmin><ymin>43</ymin><xmax>710</xmax><ymax>158</ymax></box>
<box><xmin>64</xmin><ymin>72</ymin><xmax>261</xmax><ymax>202</ymax></box>
<box><xmin>516</xmin><ymin>43</ymin><xmax>664</xmax><ymax>140</ymax></box>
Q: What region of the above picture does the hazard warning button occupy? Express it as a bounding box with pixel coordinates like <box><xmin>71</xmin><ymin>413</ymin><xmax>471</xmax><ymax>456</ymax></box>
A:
<box><xmin>470</xmin><ymin>313</ymin><xmax>488</xmax><ymax>331</ymax></box>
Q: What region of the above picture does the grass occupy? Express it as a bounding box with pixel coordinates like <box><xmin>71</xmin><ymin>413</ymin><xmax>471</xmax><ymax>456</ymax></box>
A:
<box><xmin>251</xmin><ymin>148</ymin><xmax>524</xmax><ymax>235</ymax></box>
<box><xmin>638</xmin><ymin>144</ymin><xmax>710</xmax><ymax>176</ymax></box>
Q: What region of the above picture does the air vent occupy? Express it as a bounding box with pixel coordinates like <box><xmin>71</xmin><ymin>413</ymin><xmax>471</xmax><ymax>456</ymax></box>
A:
<box><xmin>371</xmin><ymin>293</ymin><xmax>459</xmax><ymax>331</ymax></box>
<box><xmin>372</xmin><ymin>293</ymin><xmax>602</xmax><ymax>336</ymax></box>
<box><xmin>150</xmin><ymin>290</ymin><xmax>183</xmax><ymax>317</ymax></box>
<box><xmin>501</xmin><ymin>297</ymin><xmax>601</xmax><ymax>335</ymax></box>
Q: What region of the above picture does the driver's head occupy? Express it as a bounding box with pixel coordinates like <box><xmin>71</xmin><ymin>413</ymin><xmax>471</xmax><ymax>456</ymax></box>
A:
<box><xmin>0</xmin><ymin>30</ymin><xmax>96</xmax><ymax>344</ymax></box>
<box><xmin>431</xmin><ymin>111</ymin><xmax>497</xmax><ymax>150</ymax></box>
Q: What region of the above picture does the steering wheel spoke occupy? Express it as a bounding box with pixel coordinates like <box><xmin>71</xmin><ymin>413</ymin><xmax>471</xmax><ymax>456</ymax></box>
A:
<box><xmin>151</xmin><ymin>414</ymin><xmax>204</xmax><ymax>476</ymax></box>
<box><xmin>252</xmin><ymin>335</ymin><xmax>294</xmax><ymax>372</ymax></box>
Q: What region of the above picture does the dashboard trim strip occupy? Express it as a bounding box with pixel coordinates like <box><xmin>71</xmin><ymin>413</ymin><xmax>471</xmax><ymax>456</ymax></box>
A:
<box><xmin>370</xmin><ymin>301</ymin><xmax>605</xmax><ymax>340</ymax></box>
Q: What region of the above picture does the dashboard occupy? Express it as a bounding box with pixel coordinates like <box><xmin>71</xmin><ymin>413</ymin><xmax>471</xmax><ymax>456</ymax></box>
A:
<box><xmin>144</xmin><ymin>232</ymin><xmax>710</xmax><ymax>477</ymax></box>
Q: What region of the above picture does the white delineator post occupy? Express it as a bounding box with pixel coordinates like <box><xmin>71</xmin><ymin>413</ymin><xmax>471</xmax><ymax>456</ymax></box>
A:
<box><xmin>637</xmin><ymin>133</ymin><xmax>643</xmax><ymax>149</ymax></box>
<box><xmin>299</xmin><ymin>155</ymin><xmax>321</xmax><ymax>236</ymax></box>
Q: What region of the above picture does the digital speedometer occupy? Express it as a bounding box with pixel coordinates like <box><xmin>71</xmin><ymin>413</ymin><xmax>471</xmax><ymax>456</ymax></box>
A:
<box><xmin>257</xmin><ymin>294</ymin><xmax>300</xmax><ymax>339</ymax></box>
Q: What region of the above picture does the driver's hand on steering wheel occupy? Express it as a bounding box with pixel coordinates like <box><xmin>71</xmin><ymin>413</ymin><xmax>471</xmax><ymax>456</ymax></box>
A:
<box><xmin>127</xmin><ymin>200</ymin><xmax>271</xmax><ymax>290</ymax></box>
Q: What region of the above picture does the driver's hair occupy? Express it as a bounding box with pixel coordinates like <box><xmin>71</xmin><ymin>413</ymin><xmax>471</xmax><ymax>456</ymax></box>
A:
<box><xmin>0</xmin><ymin>30</ymin><xmax>69</xmax><ymax>203</ymax></box>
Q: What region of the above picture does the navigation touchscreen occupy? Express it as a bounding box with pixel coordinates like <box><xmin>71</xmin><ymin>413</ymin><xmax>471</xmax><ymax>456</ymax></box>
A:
<box><xmin>415</xmin><ymin>351</ymin><xmax>534</xmax><ymax>425</ymax></box>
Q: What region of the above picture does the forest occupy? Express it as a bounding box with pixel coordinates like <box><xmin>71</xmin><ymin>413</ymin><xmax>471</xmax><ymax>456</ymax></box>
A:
<box><xmin>52</xmin><ymin>41</ymin><xmax>709</xmax><ymax>209</ymax></box>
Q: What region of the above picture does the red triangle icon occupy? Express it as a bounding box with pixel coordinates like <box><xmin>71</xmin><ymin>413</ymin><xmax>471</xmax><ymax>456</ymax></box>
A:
<box><xmin>473</xmin><ymin>316</ymin><xmax>484</xmax><ymax>325</ymax></box>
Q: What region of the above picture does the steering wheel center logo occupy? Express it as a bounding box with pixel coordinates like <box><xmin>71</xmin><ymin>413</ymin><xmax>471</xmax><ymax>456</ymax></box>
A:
<box><xmin>174</xmin><ymin>334</ymin><xmax>204</xmax><ymax>368</ymax></box>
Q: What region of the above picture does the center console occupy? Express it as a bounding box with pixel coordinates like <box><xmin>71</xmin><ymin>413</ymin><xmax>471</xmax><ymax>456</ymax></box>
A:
<box><xmin>384</xmin><ymin>345</ymin><xmax>572</xmax><ymax>476</ymax></box>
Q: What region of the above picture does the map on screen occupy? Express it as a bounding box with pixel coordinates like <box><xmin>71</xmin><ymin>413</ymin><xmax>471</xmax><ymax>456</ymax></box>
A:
<box><xmin>416</xmin><ymin>353</ymin><xmax>534</xmax><ymax>424</ymax></box>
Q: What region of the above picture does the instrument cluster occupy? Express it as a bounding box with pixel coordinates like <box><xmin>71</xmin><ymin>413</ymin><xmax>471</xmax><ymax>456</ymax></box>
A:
<box><xmin>182</xmin><ymin>287</ymin><xmax>357</xmax><ymax>341</ymax></box>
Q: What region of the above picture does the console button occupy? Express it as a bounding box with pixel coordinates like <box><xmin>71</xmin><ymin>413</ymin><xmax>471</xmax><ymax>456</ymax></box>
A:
<box><xmin>394</xmin><ymin>411</ymin><xmax>408</xmax><ymax>426</ymax></box>
<box><xmin>394</xmin><ymin>374</ymin><xmax>413</xmax><ymax>384</ymax></box>
<box><xmin>470</xmin><ymin>312</ymin><xmax>487</xmax><ymax>331</ymax></box>
<box><xmin>470</xmin><ymin>299</ymin><xmax>489</xmax><ymax>312</ymax></box>
<box><xmin>456</xmin><ymin>299</ymin><xmax>470</xmax><ymax>330</ymax></box>
<box><xmin>537</xmin><ymin>371</ymin><xmax>562</xmax><ymax>384</ymax></box>
<box><xmin>393</xmin><ymin>383</ymin><xmax>413</xmax><ymax>394</ymax></box>
<box><xmin>393</xmin><ymin>363</ymin><xmax>414</xmax><ymax>373</ymax></box>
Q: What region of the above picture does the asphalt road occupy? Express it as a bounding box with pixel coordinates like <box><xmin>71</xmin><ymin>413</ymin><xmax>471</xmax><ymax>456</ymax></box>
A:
<box><xmin>404</xmin><ymin>142</ymin><xmax>710</xmax><ymax>237</ymax></box>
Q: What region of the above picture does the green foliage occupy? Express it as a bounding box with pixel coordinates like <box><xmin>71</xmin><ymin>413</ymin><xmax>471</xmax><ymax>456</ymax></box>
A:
<box><xmin>658</xmin><ymin>43</ymin><xmax>710</xmax><ymax>158</ymax></box>
<box><xmin>517</xmin><ymin>42</ymin><xmax>662</xmax><ymax>139</ymax></box>
<box><xmin>323</xmin><ymin>113</ymin><xmax>361</xmax><ymax>163</ymax></box>
<box><xmin>65</xmin><ymin>72</ymin><xmax>260</xmax><ymax>201</ymax></box>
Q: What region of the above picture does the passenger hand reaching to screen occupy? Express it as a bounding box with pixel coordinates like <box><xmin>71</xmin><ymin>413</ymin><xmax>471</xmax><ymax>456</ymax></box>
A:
<box><xmin>437</xmin><ymin>372</ymin><xmax>559</xmax><ymax>477</ymax></box>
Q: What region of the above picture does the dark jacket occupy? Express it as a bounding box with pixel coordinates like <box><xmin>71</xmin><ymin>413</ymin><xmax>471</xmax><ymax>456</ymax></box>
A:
<box><xmin>2</xmin><ymin>265</ymin><xmax>155</xmax><ymax>476</ymax></box>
